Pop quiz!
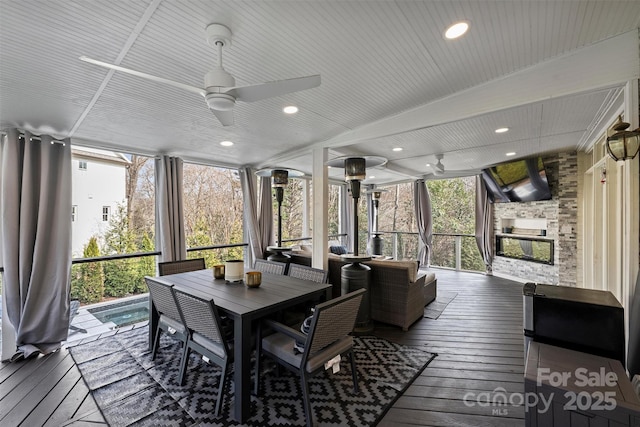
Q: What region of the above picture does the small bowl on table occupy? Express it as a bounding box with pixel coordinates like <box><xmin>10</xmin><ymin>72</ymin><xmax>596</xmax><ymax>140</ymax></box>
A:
<box><xmin>245</xmin><ymin>271</ymin><xmax>262</xmax><ymax>288</ymax></box>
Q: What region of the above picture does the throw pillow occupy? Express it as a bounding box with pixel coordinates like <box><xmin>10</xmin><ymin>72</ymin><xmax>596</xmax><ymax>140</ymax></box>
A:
<box><xmin>329</xmin><ymin>245</ymin><xmax>348</xmax><ymax>255</ymax></box>
<box><xmin>293</xmin><ymin>315</ymin><xmax>313</xmax><ymax>354</ymax></box>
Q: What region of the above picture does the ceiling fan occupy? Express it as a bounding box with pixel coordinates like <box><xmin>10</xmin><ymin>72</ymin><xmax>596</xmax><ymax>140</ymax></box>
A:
<box><xmin>80</xmin><ymin>23</ymin><xmax>321</xmax><ymax>126</ymax></box>
<box><xmin>425</xmin><ymin>153</ymin><xmax>481</xmax><ymax>179</ymax></box>
<box><xmin>431</xmin><ymin>154</ymin><xmax>446</xmax><ymax>176</ymax></box>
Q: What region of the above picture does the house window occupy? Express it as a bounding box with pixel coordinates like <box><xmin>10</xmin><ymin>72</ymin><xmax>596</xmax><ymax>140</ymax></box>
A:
<box><xmin>72</xmin><ymin>205</ymin><xmax>77</xmax><ymax>222</ymax></box>
<box><xmin>102</xmin><ymin>206</ymin><xmax>110</xmax><ymax>222</ymax></box>
<box><xmin>79</xmin><ymin>160</ymin><xmax>87</xmax><ymax>170</ymax></box>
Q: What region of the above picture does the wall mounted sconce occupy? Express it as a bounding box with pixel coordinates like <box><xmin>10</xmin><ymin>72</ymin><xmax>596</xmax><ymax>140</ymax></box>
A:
<box><xmin>606</xmin><ymin>115</ymin><xmax>640</xmax><ymax>161</ymax></box>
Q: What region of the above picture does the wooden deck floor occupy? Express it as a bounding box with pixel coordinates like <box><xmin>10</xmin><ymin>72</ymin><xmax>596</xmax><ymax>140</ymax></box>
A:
<box><xmin>377</xmin><ymin>269</ymin><xmax>525</xmax><ymax>426</ymax></box>
<box><xmin>0</xmin><ymin>269</ymin><xmax>525</xmax><ymax>426</ymax></box>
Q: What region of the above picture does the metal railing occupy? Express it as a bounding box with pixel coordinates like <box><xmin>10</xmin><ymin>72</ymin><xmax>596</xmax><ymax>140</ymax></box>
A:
<box><xmin>69</xmin><ymin>243</ymin><xmax>249</xmax><ymax>305</ymax></box>
<box><xmin>373</xmin><ymin>231</ymin><xmax>485</xmax><ymax>272</ymax></box>
<box><xmin>281</xmin><ymin>234</ymin><xmax>347</xmax><ymax>244</ymax></box>
<box><xmin>2</xmin><ymin>230</ymin><xmax>485</xmax><ymax>305</ymax></box>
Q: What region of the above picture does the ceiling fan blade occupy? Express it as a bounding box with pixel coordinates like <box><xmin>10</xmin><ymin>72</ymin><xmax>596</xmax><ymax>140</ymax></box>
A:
<box><xmin>80</xmin><ymin>56</ymin><xmax>206</xmax><ymax>97</ymax></box>
<box><xmin>211</xmin><ymin>108</ymin><xmax>234</xmax><ymax>126</ymax></box>
<box><xmin>227</xmin><ymin>74</ymin><xmax>320</xmax><ymax>103</ymax></box>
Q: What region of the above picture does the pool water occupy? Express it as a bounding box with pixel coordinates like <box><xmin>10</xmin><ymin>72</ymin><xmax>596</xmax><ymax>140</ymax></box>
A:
<box><xmin>88</xmin><ymin>297</ymin><xmax>149</xmax><ymax>327</ymax></box>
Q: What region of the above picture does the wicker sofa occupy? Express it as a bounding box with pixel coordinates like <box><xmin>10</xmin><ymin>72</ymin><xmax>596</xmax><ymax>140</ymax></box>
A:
<box><xmin>287</xmin><ymin>252</ymin><xmax>437</xmax><ymax>331</ymax></box>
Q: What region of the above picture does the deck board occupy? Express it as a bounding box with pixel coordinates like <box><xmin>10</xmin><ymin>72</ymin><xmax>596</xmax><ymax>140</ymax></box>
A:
<box><xmin>1</xmin><ymin>268</ymin><xmax>526</xmax><ymax>426</ymax></box>
<box><xmin>377</xmin><ymin>268</ymin><xmax>525</xmax><ymax>426</ymax></box>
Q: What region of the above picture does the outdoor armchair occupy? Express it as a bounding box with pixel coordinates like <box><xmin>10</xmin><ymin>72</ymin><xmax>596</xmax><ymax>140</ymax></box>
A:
<box><xmin>284</xmin><ymin>264</ymin><xmax>329</xmax><ymax>325</ymax></box>
<box><xmin>144</xmin><ymin>278</ymin><xmax>188</xmax><ymax>361</ymax></box>
<box><xmin>287</xmin><ymin>264</ymin><xmax>328</xmax><ymax>284</ymax></box>
<box><xmin>158</xmin><ymin>258</ymin><xmax>206</xmax><ymax>276</ymax></box>
<box><xmin>254</xmin><ymin>288</ymin><xmax>365</xmax><ymax>427</ymax></box>
<box><xmin>253</xmin><ymin>259</ymin><xmax>287</xmax><ymax>275</ymax></box>
<box><xmin>173</xmin><ymin>289</ymin><xmax>233</xmax><ymax>417</ymax></box>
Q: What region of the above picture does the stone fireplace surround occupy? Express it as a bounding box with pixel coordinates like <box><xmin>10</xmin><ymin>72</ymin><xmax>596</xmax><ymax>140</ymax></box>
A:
<box><xmin>492</xmin><ymin>152</ymin><xmax>578</xmax><ymax>286</ymax></box>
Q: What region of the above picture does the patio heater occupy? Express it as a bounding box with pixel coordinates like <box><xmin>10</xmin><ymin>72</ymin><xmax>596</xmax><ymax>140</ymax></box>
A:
<box><xmin>256</xmin><ymin>168</ymin><xmax>303</xmax><ymax>262</ymax></box>
<box><xmin>326</xmin><ymin>155</ymin><xmax>387</xmax><ymax>334</ymax></box>
<box><xmin>366</xmin><ymin>188</ymin><xmax>388</xmax><ymax>256</ymax></box>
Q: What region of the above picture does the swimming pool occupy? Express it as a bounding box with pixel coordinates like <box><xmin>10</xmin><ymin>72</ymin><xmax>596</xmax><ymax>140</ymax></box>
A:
<box><xmin>88</xmin><ymin>296</ymin><xmax>149</xmax><ymax>327</ymax></box>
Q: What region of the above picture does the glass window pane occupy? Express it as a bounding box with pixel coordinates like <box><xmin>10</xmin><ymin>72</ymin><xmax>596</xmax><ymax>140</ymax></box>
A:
<box><xmin>70</xmin><ymin>147</ymin><xmax>155</xmax><ymax>304</ymax></box>
<box><xmin>182</xmin><ymin>163</ymin><xmax>243</xmax><ymax>265</ymax></box>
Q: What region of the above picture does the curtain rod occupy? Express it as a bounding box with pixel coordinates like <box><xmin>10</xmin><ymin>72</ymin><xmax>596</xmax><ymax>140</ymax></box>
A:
<box><xmin>2</xmin><ymin>130</ymin><xmax>67</xmax><ymax>145</ymax></box>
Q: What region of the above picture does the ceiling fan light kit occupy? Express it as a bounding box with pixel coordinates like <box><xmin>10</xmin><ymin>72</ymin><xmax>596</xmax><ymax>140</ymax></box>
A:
<box><xmin>205</xmin><ymin>92</ymin><xmax>235</xmax><ymax>111</ymax></box>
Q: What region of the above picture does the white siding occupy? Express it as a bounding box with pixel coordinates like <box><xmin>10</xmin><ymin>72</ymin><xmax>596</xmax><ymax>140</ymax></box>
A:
<box><xmin>71</xmin><ymin>152</ymin><xmax>127</xmax><ymax>256</ymax></box>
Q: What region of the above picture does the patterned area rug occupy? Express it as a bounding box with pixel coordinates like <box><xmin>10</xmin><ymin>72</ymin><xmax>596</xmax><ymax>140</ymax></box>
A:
<box><xmin>69</xmin><ymin>327</ymin><xmax>436</xmax><ymax>426</ymax></box>
<box><xmin>424</xmin><ymin>291</ymin><xmax>458</xmax><ymax>319</ymax></box>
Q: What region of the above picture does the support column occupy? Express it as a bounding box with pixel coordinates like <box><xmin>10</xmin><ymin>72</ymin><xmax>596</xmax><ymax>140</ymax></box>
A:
<box><xmin>312</xmin><ymin>148</ymin><xmax>328</xmax><ymax>272</ymax></box>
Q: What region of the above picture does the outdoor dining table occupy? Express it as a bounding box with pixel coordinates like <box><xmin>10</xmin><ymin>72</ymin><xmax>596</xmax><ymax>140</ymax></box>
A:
<box><xmin>147</xmin><ymin>268</ymin><xmax>332</xmax><ymax>423</ymax></box>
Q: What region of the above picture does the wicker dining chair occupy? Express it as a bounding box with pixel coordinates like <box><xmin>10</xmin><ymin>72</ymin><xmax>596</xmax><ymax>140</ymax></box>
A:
<box><xmin>254</xmin><ymin>288</ymin><xmax>366</xmax><ymax>427</ymax></box>
<box><xmin>173</xmin><ymin>289</ymin><xmax>232</xmax><ymax>417</ymax></box>
<box><xmin>253</xmin><ymin>259</ymin><xmax>287</xmax><ymax>275</ymax></box>
<box><xmin>144</xmin><ymin>278</ymin><xmax>188</xmax><ymax>360</ymax></box>
<box><xmin>158</xmin><ymin>258</ymin><xmax>206</xmax><ymax>276</ymax></box>
<box><xmin>284</xmin><ymin>264</ymin><xmax>329</xmax><ymax>324</ymax></box>
<box><xmin>287</xmin><ymin>264</ymin><xmax>328</xmax><ymax>284</ymax></box>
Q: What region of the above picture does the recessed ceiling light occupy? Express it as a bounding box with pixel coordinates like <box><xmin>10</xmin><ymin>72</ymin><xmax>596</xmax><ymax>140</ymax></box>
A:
<box><xmin>495</xmin><ymin>127</ymin><xmax>509</xmax><ymax>133</ymax></box>
<box><xmin>283</xmin><ymin>105</ymin><xmax>299</xmax><ymax>114</ymax></box>
<box><xmin>392</xmin><ymin>147</ymin><xmax>403</xmax><ymax>152</ymax></box>
<box><xmin>369</xmin><ymin>176</ymin><xmax>376</xmax><ymax>179</ymax></box>
<box><xmin>445</xmin><ymin>21</ymin><xmax>469</xmax><ymax>40</ymax></box>
<box><xmin>426</xmin><ymin>163</ymin><xmax>431</xmax><ymax>167</ymax></box>
<box><xmin>506</xmin><ymin>152</ymin><xmax>516</xmax><ymax>156</ymax></box>
<box><xmin>220</xmin><ymin>140</ymin><xmax>234</xmax><ymax>147</ymax></box>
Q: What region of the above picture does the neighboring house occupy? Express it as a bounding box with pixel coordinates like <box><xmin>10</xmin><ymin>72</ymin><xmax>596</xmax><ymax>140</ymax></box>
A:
<box><xmin>71</xmin><ymin>147</ymin><xmax>130</xmax><ymax>257</ymax></box>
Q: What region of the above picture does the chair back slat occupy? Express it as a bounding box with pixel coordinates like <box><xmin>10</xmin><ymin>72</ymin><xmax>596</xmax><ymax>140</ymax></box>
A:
<box><xmin>158</xmin><ymin>258</ymin><xmax>206</xmax><ymax>276</ymax></box>
<box><xmin>145</xmin><ymin>278</ymin><xmax>184</xmax><ymax>322</ymax></box>
<box><xmin>287</xmin><ymin>264</ymin><xmax>328</xmax><ymax>284</ymax></box>
<box><xmin>253</xmin><ymin>259</ymin><xmax>287</xmax><ymax>275</ymax></box>
<box><xmin>305</xmin><ymin>289</ymin><xmax>365</xmax><ymax>355</ymax></box>
<box><xmin>174</xmin><ymin>289</ymin><xmax>225</xmax><ymax>345</ymax></box>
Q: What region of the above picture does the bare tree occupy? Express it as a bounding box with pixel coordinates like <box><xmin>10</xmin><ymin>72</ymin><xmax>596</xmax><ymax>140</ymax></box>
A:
<box><xmin>126</xmin><ymin>155</ymin><xmax>149</xmax><ymax>221</ymax></box>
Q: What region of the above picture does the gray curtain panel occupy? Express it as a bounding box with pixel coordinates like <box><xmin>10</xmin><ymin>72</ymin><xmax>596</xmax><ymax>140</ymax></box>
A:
<box><xmin>240</xmin><ymin>167</ymin><xmax>262</xmax><ymax>261</ymax></box>
<box><xmin>414</xmin><ymin>179</ymin><xmax>433</xmax><ymax>267</ymax></box>
<box><xmin>475</xmin><ymin>175</ymin><xmax>494</xmax><ymax>274</ymax></box>
<box><xmin>1</xmin><ymin>129</ymin><xmax>72</xmax><ymax>360</ymax></box>
<box><xmin>258</xmin><ymin>176</ymin><xmax>274</xmax><ymax>253</ymax></box>
<box><xmin>155</xmin><ymin>156</ymin><xmax>186</xmax><ymax>262</ymax></box>
<box><xmin>340</xmin><ymin>183</ymin><xmax>353</xmax><ymax>252</ymax></box>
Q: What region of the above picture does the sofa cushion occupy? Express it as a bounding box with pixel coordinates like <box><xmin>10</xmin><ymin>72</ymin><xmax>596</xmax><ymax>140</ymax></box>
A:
<box><xmin>367</xmin><ymin>259</ymin><xmax>419</xmax><ymax>282</ymax></box>
<box><xmin>300</xmin><ymin>244</ymin><xmax>313</xmax><ymax>253</ymax></box>
<box><xmin>423</xmin><ymin>272</ymin><xmax>436</xmax><ymax>284</ymax></box>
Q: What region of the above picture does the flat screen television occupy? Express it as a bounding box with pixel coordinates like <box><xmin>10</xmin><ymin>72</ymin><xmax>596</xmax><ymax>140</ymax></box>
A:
<box><xmin>481</xmin><ymin>157</ymin><xmax>551</xmax><ymax>203</ymax></box>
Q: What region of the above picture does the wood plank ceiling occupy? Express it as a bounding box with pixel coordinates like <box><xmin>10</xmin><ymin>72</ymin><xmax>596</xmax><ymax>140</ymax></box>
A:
<box><xmin>1</xmin><ymin>1</ymin><xmax>639</xmax><ymax>184</ymax></box>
